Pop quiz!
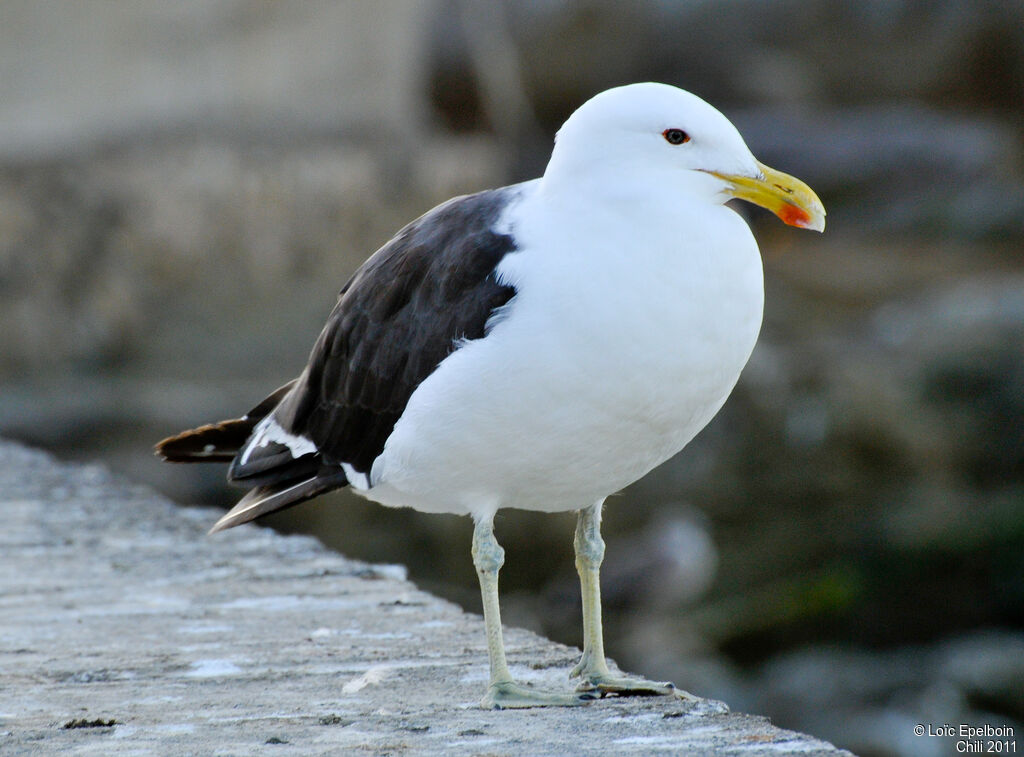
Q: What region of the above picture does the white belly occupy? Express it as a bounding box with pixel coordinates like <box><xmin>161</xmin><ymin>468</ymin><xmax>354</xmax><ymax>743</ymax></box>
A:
<box><xmin>363</xmin><ymin>200</ymin><xmax>764</xmax><ymax>518</ymax></box>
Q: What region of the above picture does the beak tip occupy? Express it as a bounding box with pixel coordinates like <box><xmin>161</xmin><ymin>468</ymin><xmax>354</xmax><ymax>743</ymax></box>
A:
<box><xmin>801</xmin><ymin>215</ymin><xmax>826</xmax><ymax>233</ymax></box>
<box><xmin>780</xmin><ymin>203</ymin><xmax>826</xmax><ymax>233</ymax></box>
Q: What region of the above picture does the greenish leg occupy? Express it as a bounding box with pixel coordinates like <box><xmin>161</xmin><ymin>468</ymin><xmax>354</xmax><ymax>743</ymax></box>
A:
<box><xmin>472</xmin><ymin>514</ymin><xmax>592</xmax><ymax>709</ymax></box>
<box><xmin>570</xmin><ymin>502</ymin><xmax>697</xmax><ymax>700</ymax></box>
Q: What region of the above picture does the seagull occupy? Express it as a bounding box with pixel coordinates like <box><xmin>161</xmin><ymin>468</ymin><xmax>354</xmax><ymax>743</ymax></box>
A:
<box><xmin>157</xmin><ymin>82</ymin><xmax>825</xmax><ymax>709</ymax></box>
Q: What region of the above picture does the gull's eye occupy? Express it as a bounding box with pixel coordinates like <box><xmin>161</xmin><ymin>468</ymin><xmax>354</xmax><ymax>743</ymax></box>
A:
<box><xmin>662</xmin><ymin>128</ymin><xmax>690</xmax><ymax>145</ymax></box>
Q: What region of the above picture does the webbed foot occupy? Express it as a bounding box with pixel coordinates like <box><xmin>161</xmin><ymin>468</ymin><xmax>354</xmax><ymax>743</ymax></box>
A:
<box><xmin>482</xmin><ymin>680</ymin><xmax>596</xmax><ymax>709</ymax></box>
<box><xmin>575</xmin><ymin>672</ymin><xmax>698</xmax><ymax>700</ymax></box>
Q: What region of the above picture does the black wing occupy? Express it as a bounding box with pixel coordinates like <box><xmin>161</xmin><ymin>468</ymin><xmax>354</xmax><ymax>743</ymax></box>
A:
<box><xmin>227</xmin><ymin>187</ymin><xmax>520</xmax><ymax>497</ymax></box>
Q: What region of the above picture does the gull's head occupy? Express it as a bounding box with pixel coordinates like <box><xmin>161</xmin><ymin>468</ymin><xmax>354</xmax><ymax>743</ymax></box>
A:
<box><xmin>545</xmin><ymin>82</ymin><xmax>825</xmax><ymax>232</ymax></box>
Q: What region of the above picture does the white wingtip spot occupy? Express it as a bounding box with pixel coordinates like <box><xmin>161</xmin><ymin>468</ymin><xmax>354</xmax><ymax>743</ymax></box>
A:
<box><xmin>239</xmin><ymin>417</ymin><xmax>317</xmax><ymax>465</ymax></box>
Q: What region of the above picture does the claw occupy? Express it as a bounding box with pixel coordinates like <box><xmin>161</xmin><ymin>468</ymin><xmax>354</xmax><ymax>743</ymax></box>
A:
<box><xmin>575</xmin><ymin>673</ymin><xmax>697</xmax><ymax>700</ymax></box>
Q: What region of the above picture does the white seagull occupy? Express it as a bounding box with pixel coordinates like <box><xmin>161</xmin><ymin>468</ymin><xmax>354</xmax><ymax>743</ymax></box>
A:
<box><xmin>157</xmin><ymin>82</ymin><xmax>825</xmax><ymax>709</ymax></box>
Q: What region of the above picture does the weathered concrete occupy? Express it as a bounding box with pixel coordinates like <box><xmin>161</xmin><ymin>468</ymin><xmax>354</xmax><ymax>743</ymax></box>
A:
<box><xmin>0</xmin><ymin>440</ymin><xmax>851</xmax><ymax>755</ymax></box>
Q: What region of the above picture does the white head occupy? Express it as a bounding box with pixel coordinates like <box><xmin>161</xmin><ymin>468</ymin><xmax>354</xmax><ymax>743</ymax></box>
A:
<box><xmin>543</xmin><ymin>83</ymin><xmax>825</xmax><ymax>231</ymax></box>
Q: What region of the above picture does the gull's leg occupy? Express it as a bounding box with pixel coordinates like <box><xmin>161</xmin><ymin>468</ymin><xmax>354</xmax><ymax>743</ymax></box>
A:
<box><xmin>570</xmin><ymin>502</ymin><xmax>696</xmax><ymax>699</ymax></box>
<box><xmin>472</xmin><ymin>513</ymin><xmax>591</xmax><ymax>709</ymax></box>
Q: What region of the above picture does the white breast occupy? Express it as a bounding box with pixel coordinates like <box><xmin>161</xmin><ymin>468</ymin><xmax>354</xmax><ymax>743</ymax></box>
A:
<box><xmin>365</xmin><ymin>183</ymin><xmax>764</xmax><ymax>518</ymax></box>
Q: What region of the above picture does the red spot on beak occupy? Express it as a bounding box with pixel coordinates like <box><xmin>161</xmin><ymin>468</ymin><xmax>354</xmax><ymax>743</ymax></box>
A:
<box><xmin>779</xmin><ymin>203</ymin><xmax>811</xmax><ymax>228</ymax></box>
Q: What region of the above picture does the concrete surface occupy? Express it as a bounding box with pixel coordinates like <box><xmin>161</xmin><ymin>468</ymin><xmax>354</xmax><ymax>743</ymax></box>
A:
<box><xmin>0</xmin><ymin>440</ymin><xmax>852</xmax><ymax>755</ymax></box>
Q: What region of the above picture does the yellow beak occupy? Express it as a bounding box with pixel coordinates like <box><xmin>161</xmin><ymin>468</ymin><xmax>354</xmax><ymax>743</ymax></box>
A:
<box><xmin>708</xmin><ymin>161</ymin><xmax>826</xmax><ymax>232</ymax></box>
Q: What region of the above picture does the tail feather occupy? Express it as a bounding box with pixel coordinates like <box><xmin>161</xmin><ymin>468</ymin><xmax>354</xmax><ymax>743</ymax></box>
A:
<box><xmin>155</xmin><ymin>418</ymin><xmax>253</xmax><ymax>462</ymax></box>
<box><xmin>154</xmin><ymin>380</ymin><xmax>297</xmax><ymax>463</ymax></box>
<box><xmin>156</xmin><ymin>378</ymin><xmax>352</xmax><ymax>533</ymax></box>
<box><xmin>208</xmin><ymin>471</ymin><xmax>349</xmax><ymax>533</ymax></box>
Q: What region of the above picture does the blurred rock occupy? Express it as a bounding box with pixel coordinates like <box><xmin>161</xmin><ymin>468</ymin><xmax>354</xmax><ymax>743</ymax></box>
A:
<box><xmin>940</xmin><ymin>631</ymin><xmax>1024</xmax><ymax>722</ymax></box>
<box><xmin>434</xmin><ymin>0</ymin><xmax>1024</xmax><ymax>239</ymax></box>
<box><xmin>0</xmin><ymin>137</ymin><xmax>503</xmax><ymax>374</ymax></box>
<box><xmin>687</xmin><ymin>263</ymin><xmax>1024</xmax><ymax>652</ymax></box>
<box><xmin>0</xmin><ymin>0</ymin><xmax>434</xmax><ymax>160</ymax></box>
<box><xmin>491</xmin><ymin>0</ymin><xmax>1024</xmax><ymax>123</ymax></box>
<box><xmin>747</xmin><ymin>631</ymin><xmax>1024</xmax><ymax>757</ymax></box>
<box><xmin>731</xmin><ymin>106</ymin><xmax>1024</xmax><ymax>240</ymax></box>
<box><xmin>601</xmin><ymin>509</ymin><xmax>719</xmax><ymax>610</ymax></box>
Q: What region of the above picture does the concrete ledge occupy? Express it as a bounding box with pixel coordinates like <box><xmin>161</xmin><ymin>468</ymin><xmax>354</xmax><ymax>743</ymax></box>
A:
<box><xmin>0</xmin><ymin>440</ymin><xmax>850</xmax><ymax>755</ymax></box>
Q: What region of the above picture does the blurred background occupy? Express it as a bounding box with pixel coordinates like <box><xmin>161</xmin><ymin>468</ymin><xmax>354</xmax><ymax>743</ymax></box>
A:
<box><xmin>1</xmin><ymin>1</ymin><xmax>1022</xmax><ymax>754</ymax></box>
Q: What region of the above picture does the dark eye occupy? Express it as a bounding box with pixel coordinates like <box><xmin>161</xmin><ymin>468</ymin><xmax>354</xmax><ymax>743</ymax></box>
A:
<box><xmin>662</xmin><ymin>128</ymin><xmax>690</xmax><ymax>145</ymax></box>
